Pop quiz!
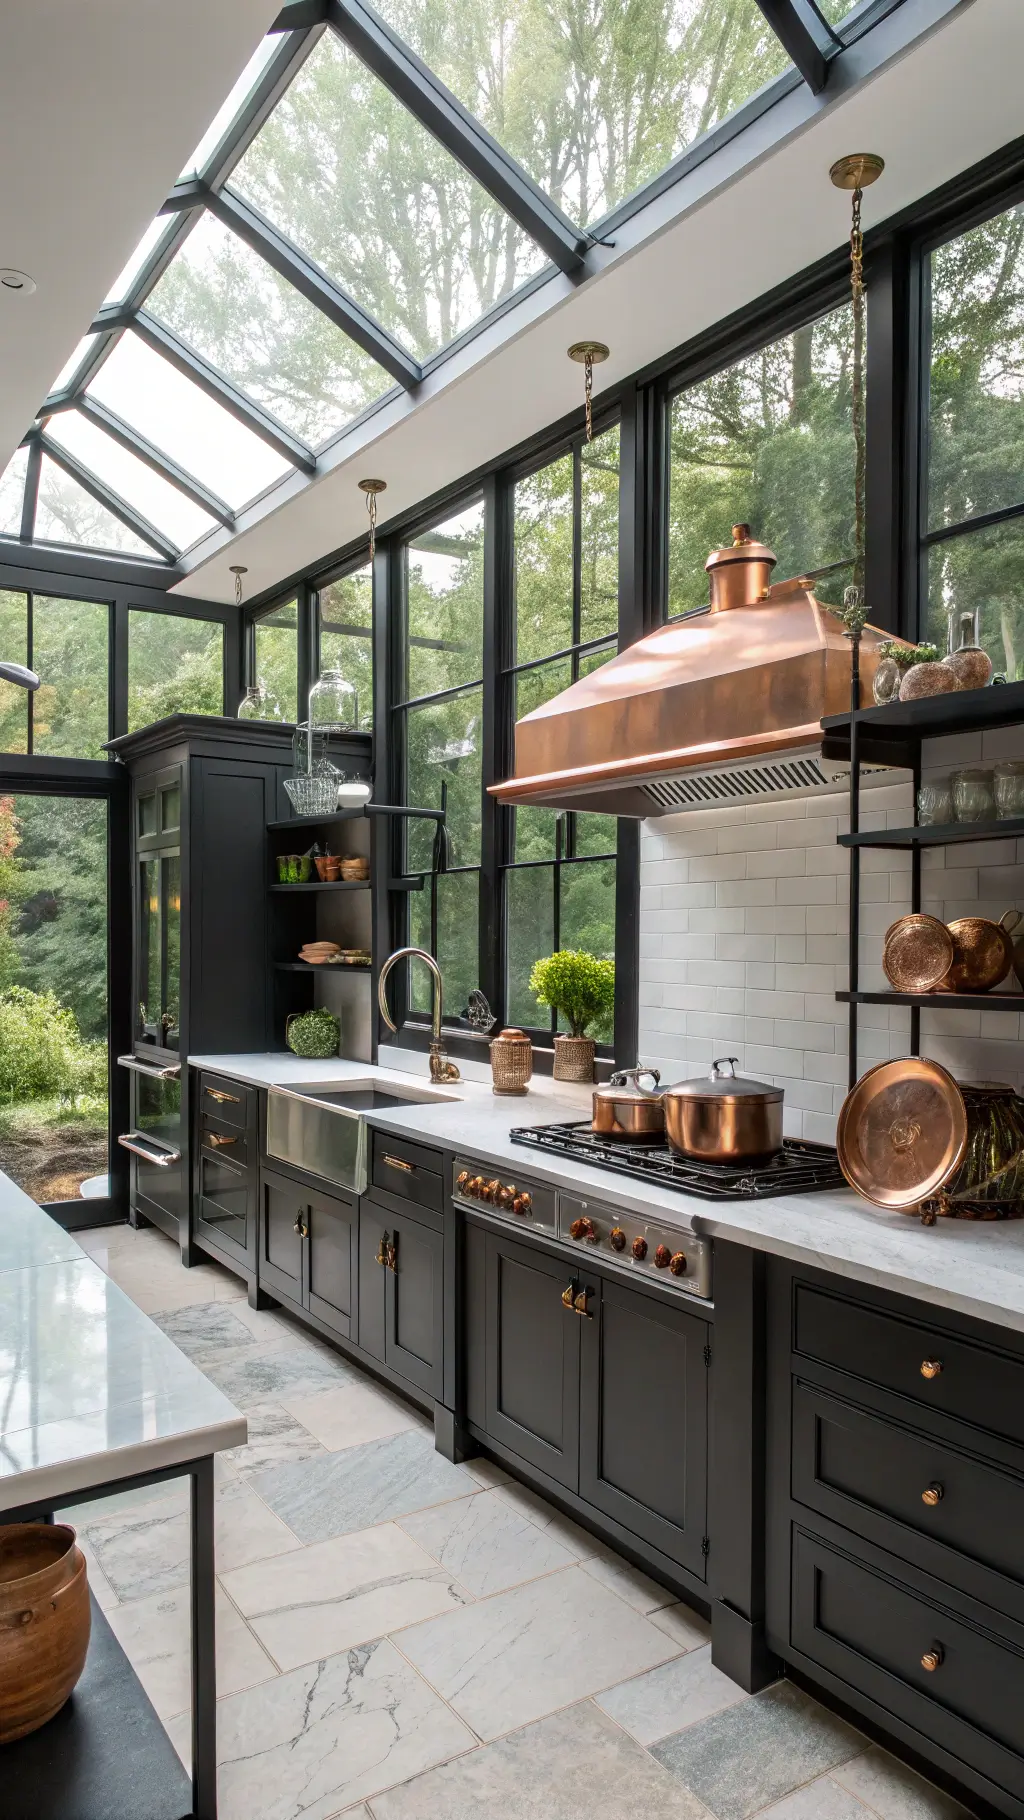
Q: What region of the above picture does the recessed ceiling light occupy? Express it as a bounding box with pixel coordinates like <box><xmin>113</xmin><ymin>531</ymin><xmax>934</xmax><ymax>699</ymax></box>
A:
<box><xmin>0</xmin><ymin>269</ymin><xmax>36</xmax><ymax>296</ymax></box>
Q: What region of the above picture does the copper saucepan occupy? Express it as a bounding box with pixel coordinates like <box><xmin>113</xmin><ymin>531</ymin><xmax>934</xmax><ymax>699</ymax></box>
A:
<box><xmin>592</xmin><ymin>1068</ymin><xmax>664</xmax><ymax>1139</ymax></box>
<box><xmin>642</xmin><ymin>1056</ymin><xmax>783</xmax><ymax>1162</ymax></box>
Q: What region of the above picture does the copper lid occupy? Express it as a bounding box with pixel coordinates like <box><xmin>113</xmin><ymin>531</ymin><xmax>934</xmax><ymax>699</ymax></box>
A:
<box><xmin>704</xmin><ymin>524</ymin><xmax>777</xmax><ymax>614</ymax></box>
<box><xmin>668</xmin><ymin>1056</ymin><xmax>783</xmax><ymax>1105</ymax></box>
<box><xmin>837</xmin><ymin>1059</ymin><xmax>968</xmax><ymax>1210</ymax></box>
<box><xmin>492</xmin><ymin>1027</ymin><xmax>531</xmax><ymax>1045</ymax></box>
<box><xmin>883</xmin><ymin>914</ymin><xmax>955</xmax><ymax>993</ymax></box>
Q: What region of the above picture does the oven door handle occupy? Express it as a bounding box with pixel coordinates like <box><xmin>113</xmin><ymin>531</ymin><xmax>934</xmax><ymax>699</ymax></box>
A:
<box><xmin>117</xmin><ymin>1054</ymin><xmax>181</xmax><ymax>1080</ymax></box>
<box><xmin>118</xmin><ymin>1133</ymin><xmax>182</xmax><ymax>1167</ymax></box>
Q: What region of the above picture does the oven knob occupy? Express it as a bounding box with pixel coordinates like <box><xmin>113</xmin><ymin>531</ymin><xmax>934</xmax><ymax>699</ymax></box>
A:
<box><xmin>669</xmin><ymin>1252</ymin><xmax>688</xmax><ymax>1277</ymax></box>
<box><xmin>456</xmin><ymin>1170</ymin><xmax>470</xmax><ymax>1193</ymax></box>
<box><xmin>486</xmin><ymin>1179</ymin><xmax>501</xmax><ymax>1204</ymax></box>
<box><xmin>631</xmin><ymin>1236</ymin><xmax>648</xmax><ymax>1261</ymax></box>
<box><xmin>610</xmin><ymin>1228</ymin><xmax>626</xmax><ymax>1252</ymax></box>
<box><xmin>497</xmin><ymin>1183</ymin><xmax>516</xmax><ymax>1209</ymax></box>
<box><xmin>570</xmin><ymin>1216</ymin><xmax>597</xmax><ymax>1243</ymax></box>
<box><xmin>469</xmin><ymin>1176</ymin><xmax>484</xmax><ymax>1198</ymax></box>
<box><xmin>654</xmin><ymin>1244</ymin><xmax>671</xmax><ymax>1269</ymax></box>
<box><xmin>513</xmin><ymin>1192</ymin><xmax>532</xmax><ymax>1216</ymax></box>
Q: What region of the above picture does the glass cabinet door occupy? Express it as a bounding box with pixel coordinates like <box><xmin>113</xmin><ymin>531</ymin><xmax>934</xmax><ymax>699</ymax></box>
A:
<box><xmin>135</xmin><ymin>767</ymin><xmax>182</xmax><ymax>1052</ymax></box>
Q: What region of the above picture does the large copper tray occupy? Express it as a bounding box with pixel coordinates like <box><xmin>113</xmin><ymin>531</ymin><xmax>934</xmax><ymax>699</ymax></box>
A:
<box><xmin>837</xmin><ymin>1058</ymin><xmax>968</xmax><ymax>1211</ymax></box>
<box><xmin>882</xmin><ymin>915</ymin><xmax>954</xmax><ymax>993</ymax></box>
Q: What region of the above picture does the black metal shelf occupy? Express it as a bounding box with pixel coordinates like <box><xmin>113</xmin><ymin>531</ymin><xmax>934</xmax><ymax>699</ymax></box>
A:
<box><xmin>267</xmin><ymin>807</ymin><xmax>368</xmax><ymax>830</ymax></box>
<box><xmin>269</xmin><ymin>879</ymin><xmax>369</xmax><ymax>892</ymax></box>
<box><xmin>823</xmin><ymin>678</ymin><xmax>1024</xmax><ymax>761</ymax></box>
<box><xmin>275</xmin><ymin>960</ymin><xmax>371</xmax><ymax>972</ymax></box>
<box><xmin>840</xmin><ymin>817</ymin><xmax>1024</xmax><ymax>849</ymax></box>
<box><xmin>837</xmin><ymin>989</ymin><xmax>1024</xmax><ymax>1013</ymax></box>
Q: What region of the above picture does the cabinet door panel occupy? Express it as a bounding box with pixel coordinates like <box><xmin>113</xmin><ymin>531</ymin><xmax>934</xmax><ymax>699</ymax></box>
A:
<box><xmin>307</xmin><ymin>1188</ymin><xmax>357</xmax><ymax>1339</ymax></box>
<box><xmin>485</xmin><ymin>1233</ymin><xmax>580</xmax><ymax>1490</ymax></box>
<box><xmin>580</xmin><ymin>1278</ymin><xmax>708</xmax><ymax>1576</ymax></box>
<box><xmin>387</xmin><ymin>1215</ymin><xmax>442</xmax><ymax>1397</ymax></box>
<box><xmin>358</xmin><ymin>1205</ymin><xmax>387</xmax><ymax>1364</ymax></box>
<box><xmin>259</xmin><ymin>1168</ymin><xmax>304</xmax><ymax>1302</ymax></box>
<box><xmin>196</xmin><ymin>1151</ymin><xmax>252</xmax><ymax>1265</ymax></box>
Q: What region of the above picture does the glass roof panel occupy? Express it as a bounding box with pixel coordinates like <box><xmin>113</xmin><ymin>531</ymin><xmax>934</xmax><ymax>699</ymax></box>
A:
<box><xmin>147</xmin><ymin>212</ymin><xmax>393</xmax><ymax>447</ymax></box>
<box><xmin>0</xmin><ymin>446</ymin><xmax>28</xmax><ymax>538</ymax></box>
<box><xmin>87</xmin><ymin>330</ymin><xmax>292</xmax><ymax>508</ymax></box>
<box><xmin>371</xmin><ymin>0</ymin><xmax>790</xmax><ymax>230</ymax></box>
<box><xmin>102</xmin><ymin>219</ymin><xmax>172</xmax><ymax>308</ymax></box>
<box><xmin>43</xmin><ymin>410</ymin><xmax>217</xmax><ymax>551</ymax></box>
<box><xmin>179</xmin><ymin>34</ymin><xmax>280</xmax><ymax>180</ymax></box>
<box><xmin>230</xmin><ymin>30</ymin><xmax>547</xmax><ymax>361</ymax></box>
<box><xmin>34</xmin><ymin>455</ymin><xmax>157</xmax><ymax>556</ymax></box>
<box><xmin>49</xmin><ymin>335</ymin><xmax>98</xmax><ymax>397</ymax></box>
<box><xmin>815</xmin><ymin>0</ymin><xmax>869</xmax><ymax>22</ymax></box>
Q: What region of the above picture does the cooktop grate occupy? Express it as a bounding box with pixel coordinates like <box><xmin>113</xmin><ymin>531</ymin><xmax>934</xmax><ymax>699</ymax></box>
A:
<box><xmin>509</xmin><ymin>1122</ymin><xmax>845</xmax><ymax>1201</ymax></box>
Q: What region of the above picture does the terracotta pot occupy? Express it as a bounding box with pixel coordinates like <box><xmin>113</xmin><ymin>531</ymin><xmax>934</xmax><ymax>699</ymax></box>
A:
<box><xmin>0</xmin><ymin>1524</ymin><xmax>91</xmax><ymax>1743</ymax></box>
<box><xmin>552</xmin><ymin>1034</ymin><xmax>596</xmax><ymax>1082</ymax></box>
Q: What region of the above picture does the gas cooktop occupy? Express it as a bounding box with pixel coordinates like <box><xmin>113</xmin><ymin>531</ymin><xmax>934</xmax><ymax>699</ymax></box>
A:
<box><xmin>509</xmin><ymin>1122</ymin><xmax>845</xmax><ymax>1201</ymax></box>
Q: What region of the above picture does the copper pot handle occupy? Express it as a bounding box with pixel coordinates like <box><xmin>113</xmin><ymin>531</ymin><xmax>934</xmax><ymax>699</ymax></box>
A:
<box><xmin>1000</xmin><ymin>910</ymin><xmax>1023</xmax><ymax>936</ymax></box>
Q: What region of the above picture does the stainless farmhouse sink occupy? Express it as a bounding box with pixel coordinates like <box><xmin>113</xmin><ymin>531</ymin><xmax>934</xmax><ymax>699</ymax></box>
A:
<box><xmin>265</xmin><ymin>1077</ymin><xmax>459</xmax><ymax>1193</ymax></box>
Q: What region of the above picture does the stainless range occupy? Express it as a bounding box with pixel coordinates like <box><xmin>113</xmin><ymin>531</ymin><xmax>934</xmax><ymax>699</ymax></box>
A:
<box><xmin>452</xmin><ymin>1158</ymin><xmax>713</xmax><ymax>1300</ymax></box>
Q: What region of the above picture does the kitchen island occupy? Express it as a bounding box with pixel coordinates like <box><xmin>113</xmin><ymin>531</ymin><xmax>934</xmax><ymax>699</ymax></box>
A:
<box><xmin>0</xmin><ymin>1169</ymin><xmax>246</xmax><ymax>1820</ymax></box>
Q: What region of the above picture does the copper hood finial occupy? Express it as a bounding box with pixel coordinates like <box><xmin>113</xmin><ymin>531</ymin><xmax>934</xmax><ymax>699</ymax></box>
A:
<box><xmin>705</xmin><ymin>524</ymin><xmax>777</xmax><ymax>613</ymax></box>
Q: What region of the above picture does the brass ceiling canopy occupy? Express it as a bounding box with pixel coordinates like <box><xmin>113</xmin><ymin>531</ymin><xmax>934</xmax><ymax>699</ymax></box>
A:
<box><xmin>489</xmin><ymin>528</ymin><xmax>890</xmax><ymax>818</ymax></box>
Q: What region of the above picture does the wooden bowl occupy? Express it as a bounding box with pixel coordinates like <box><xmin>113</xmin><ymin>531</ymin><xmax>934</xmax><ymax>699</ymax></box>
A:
<box><xmin>0</xmin><ymin>1524</ymin><xmax>91</xmax><ymax>1742</ymax></box>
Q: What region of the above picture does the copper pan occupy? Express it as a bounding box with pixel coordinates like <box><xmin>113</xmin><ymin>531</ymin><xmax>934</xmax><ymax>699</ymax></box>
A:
<box><xmin>592</xmin><ymin>1068</ymin><xmax>665</xmax><ymax>1139</ymax></box>
<box><xmin>883</xmin><ymin>915</ymin><xmax>954</xmax><ymax>994</ymax></box>
<box><xmin>944</xmin><ymin>911</ymin><xmax>1021</xmax><ymax>993</ymax></box>
<box><xmin>837</xmin><ymin>1058</ymin><xmax>967</xmax><ymax>1212</ymax></box>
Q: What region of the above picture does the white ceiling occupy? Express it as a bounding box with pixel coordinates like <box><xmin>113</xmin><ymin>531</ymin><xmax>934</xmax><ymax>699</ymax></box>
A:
<box><xmin>0</xmin><ymin>0</ymin><xmax>279</xmax><ymax>470</ymax></box>
<box><xmin>171</xmin><ymin>0</ymin><xmax>1023</xmax><ymax>602</ymax></box>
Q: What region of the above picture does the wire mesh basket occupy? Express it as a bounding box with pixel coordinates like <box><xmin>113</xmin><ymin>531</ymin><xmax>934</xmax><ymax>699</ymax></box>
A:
<box><xmin>283</xmin><ymin>773</ymin><xmax>339</xmax><ymax>816</ymax></box>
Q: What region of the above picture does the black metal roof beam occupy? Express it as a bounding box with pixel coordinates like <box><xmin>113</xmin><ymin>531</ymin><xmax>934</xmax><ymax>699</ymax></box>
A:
<box><xmin>20</xmin><ymin>441</ymin><xmax>41</xmax><ymax>542</ymax></box>
<box><xmin>270</xmin><ymin>2</ymin><xmax>327</xmax><ymax>28</ymax></box>
<box><xmin>36</xmin><ymin>432</ymin><xmax>179</xmax><ymax>562</ymax></box>
<box><xmin>327</xmin><ymin>0</ymin><xmax>586</xmax><ymax>276</ymax></box>
<box><xmin>162</xmin><ymin>184</ymin><xmax>419</xmax><ymax>390</ymax></box>
<box><xmin>74</xmin><ymin>396</ymin><xmax>236</xmax><ymax>529</ymax></box>
<box><xmin>198</xmin><ymin>25</ymin><xmax>326</xmax><ymax>194</ymax></box>
<box><xmin>753</xmin><ymin>0</ymin><xmax>835</xmax><ymax>91</ymax></box>
<box><xmin>109</xmin><ymin>312</ymin><xmax>317</xmax><ymax>475</ymax></box>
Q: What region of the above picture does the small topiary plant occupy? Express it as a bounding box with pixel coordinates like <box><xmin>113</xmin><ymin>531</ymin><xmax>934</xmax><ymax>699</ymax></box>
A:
<box><xmin>528</xmin><ymin>949</ymin><xmax>615</xmax><ymax>1039</ymax></box>
<box><xmin>876</xmin><ymin>640</ymin><xmax>940</xmax><ymax>668</ymax></box>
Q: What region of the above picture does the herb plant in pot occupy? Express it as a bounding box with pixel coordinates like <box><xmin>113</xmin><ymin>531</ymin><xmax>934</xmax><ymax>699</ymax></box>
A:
<box><xmin>529</xmin><ymin>949</ymin><xmax>615</xmax><ymax>1082</ymax></box>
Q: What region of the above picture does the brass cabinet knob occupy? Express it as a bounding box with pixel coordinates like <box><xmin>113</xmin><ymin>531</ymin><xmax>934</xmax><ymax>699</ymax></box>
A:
<box><xmin>610</xmin><ymin>1227</ymin><xmax>626</xmax><ymax>1251</ymax></box>
<box><xmin>669</xmin><ymin>1252</ymin><xmax>688</xmax><ymax>1276</ymax></box>
<box><xmin>573</xmin><ymin>1288</ymin><xmax>592</xmax><ymax>1318</ymax></box>
<box><xmin>570</xmin><ymin>1216</ymin><xmax>596</xmax><ymax>1242</ymax></box>
<box><xmin>921</xmin><ymin>1483</ymin><xmax>944</xmax><ymax>1507</ymax></box>
<box><xmin>632</xmin><ymin>1236</ymin><xmax>648</xmax><ymax>1260</ymax></box>
<box><xmin>920</xmin><ymin>1359</ymin><xmax>943</xmax><ymax>1380</ymax></box>
<box><xmin>921</xmin><ymin>1646</ymin><xmax>944</xmax><ymax>1672</ymax></box>
<box><xmin>561</xmin><ymin>1283</ymin><xmax>576</xmax><ymax>1310</ymax></box>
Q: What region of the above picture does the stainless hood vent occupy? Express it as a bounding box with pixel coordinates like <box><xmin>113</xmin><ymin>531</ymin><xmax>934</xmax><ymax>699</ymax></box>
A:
<box><xmin>640</xmin><ymin>746</ymin><xmax>896</xmax><ymax>812</ymax></box>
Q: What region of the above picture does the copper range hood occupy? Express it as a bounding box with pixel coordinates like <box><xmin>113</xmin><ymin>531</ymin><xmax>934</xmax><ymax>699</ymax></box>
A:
<box><xmin>491</xmin><ymin>526</ymin><xmax>894</xmax><ymax>818</ymax></box>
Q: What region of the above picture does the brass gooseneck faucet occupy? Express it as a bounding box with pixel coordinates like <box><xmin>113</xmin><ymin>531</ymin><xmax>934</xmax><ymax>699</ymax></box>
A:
<box><xmin>377</xmin><ymin>946</ymin><xmax>461</xmax><ymax>1084</ymax></box>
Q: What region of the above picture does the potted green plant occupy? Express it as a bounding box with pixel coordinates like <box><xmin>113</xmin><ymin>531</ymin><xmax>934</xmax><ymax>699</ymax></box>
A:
<box><xmin>528</xmin><ymin>949</ymin><xmax>615</xmax><ymax>1082</ymax></box>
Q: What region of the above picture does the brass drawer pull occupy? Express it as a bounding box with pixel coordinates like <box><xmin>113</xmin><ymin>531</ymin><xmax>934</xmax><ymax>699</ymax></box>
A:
<box><xmin>293</xmin><ymin>1213</ymin><xmax>309</xmax><ymax>1238</ymax></box>
<box><xmin>383</xmin><ymin>1153</ymin><xmax>415</xmax><ymax>1174</ymax></box>
<box><xmin>921</xmin><ymin>1646</ymin><xmax>944</xmax><ymax>1672</ymax></box>
<box><xmin>205</xmin><ymin>1087</ymin><xmax>240</xmax><ymax>1104</ymax></box>
<box><xmin>376</xmin><ymin>1231</ymin><xmax>397</xmax><ymax>1269</ymax></box>
<box><xmin>206</xmin><ymin>1132</ymin><xmax>238</xmax><ymax>1148</ymax></box>
<box><xmin>920</xmin><ymin>1359</ymin><xmax>943</xmax><ymax>1380</ymax></box>
<box><xmin>385</xmin><ymin>1236</ymin><xmax>397</xmax><ymax>1272</ymax></box>
<box><xmin>921</xmin><ymin>1483</ymin><xmax>944</xmax><ymax>1507</ymax></box>
<box><xmin>561</xmin><ymin>1282</ymin><xmax>577</xmax><ymax>1310</ymax></box>
<box><xmin>573</xmin><ymin>1288</ymin><xmax>592</xmax><ymax>1319</ymax></box>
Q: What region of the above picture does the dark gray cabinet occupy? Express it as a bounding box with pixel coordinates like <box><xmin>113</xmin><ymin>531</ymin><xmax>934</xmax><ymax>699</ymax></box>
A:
<box><xmin>259</xmin><ymin>1164</ymin><xmax>357</xmax><ymax>1339</ymax></box>
<box><xmin>359</xmin><ymin>1202</ymin><xmax>442</xmax><ymax>1397</ymax></box>
<box><xmin>484</xmin><ymin>1229</ymin><xmax>581</xmax><ymax>1489</ymax></box>
<box><xmin>193</xmin><ymin>1075</ymin><xmax>256</xmax><ymax>1271</ymax></box>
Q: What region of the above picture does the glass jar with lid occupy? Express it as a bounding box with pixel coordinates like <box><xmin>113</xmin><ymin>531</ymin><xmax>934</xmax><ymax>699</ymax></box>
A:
<box><xmin>307</xmin><ymin>669</ymin><xmax>358</xmax><ymax>732</ymax></box>
<box><xmin>994</xmin><ymin>760</ymin><xmax>1024</xmax><ymax>820</ymax></box>
<box><xmin>237</xmin><ymin>681</ymin><xmax>282</xmax><ymax>721</ymax></box>
<box><xmin>951</xmin><ymin>766</ymin><xmax>996</xmax><ymax>823</ymax></box>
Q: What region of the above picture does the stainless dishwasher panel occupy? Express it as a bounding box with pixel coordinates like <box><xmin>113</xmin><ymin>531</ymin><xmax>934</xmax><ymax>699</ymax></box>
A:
<box><xmin>266</xmin><ymin>1089</ymin><xmax>368</xmax><ymax>1193</ymax></box>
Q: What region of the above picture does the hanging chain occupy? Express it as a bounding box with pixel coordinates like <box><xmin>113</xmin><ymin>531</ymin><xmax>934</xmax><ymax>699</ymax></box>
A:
<box><xmin>230</xmin><ymin>564</ymin><xmax>247</xmax><ymax>608</ymax></box>
<box><xmin>850</xmin><ymin>182</ymin><xmax>866</xmax><ymax>602</ymax></box>
<box><xmin>367</xmin><ymin>487</ymin><xmax>378</xmax><ymax>563</ymax></box>
<box><xmin>583</xmin><ymin>350</ymin><xmax>595</xmax><ymax>443</ymax></box>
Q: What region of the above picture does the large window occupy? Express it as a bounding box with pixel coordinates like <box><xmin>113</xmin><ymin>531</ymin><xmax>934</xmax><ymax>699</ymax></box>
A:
<box><xmin>252</xmin><ymin>598</ymin><xmax>298</xmax><ymax>722</ymax></box>
<box><xmin>667</xmin><ymin>304</ymin><xmax>856</xmax><ymax>615</ymax></box>
<box><xmin>504</xmin><ymin>428</ymin><xmax>619</xmax><ymax>1038</ymax></box>
<box><xmin>318</xmin><ymin>565</ymin><xmax>373</xmax><ymax>730</ymax></box>
<box><xmin>128</xmin><ymin>610</ymin><xmax>224</xmax><ymax>731</ymax></box>
<box><xmin>397</xmin><ymin>502</ymin><xmax>485</xmax><ymax>1020</ymax></box>
<box><xmin>0</xmin><ymin>591</ymin><xmax>109</xmax><ymax>757</ymax></box>
<box><xmin>923</xmin><ymin>202</ymin><xmax>1024</xmax><ymax>675</ymax></box>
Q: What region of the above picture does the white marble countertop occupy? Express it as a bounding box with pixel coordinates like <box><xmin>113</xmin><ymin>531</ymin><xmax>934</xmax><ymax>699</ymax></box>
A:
<box><xmin>0</xmin><ymin>1173</ymin><xmax>246</xmax><ymax>1510</ymax></box>
<box><xmin>190</xmin><ymin>1052</ymin><xmax>1024</xmax><ymax>1338</ymax></box>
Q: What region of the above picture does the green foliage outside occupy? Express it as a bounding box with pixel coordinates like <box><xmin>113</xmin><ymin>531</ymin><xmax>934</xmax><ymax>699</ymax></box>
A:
<box><xmin>529</xmin><ymin>949</ymin><xmax>615</xmax><ymax>1038</ymax></box>
<box><xmin>128</xmin><ymin>611</ymin><xmax>224</xmax><ymax>729</ymax></box>
<box><xmin>0</xmin><ymin>986</ymin><xmax>105</xmax><ymax>1103</ymax></box>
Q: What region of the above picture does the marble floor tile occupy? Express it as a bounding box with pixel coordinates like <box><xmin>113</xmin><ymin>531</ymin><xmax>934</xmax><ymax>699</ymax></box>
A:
<box><xmin>396</xmin><ymin>1490</ymin><xmax>577</xmax><ymax>1597</ymax></box>
<box><xmin>397</xmin><ymin>1563</ymin><xmax>680</xmax><ymax>1741</ymax></box>
<box><xmin>281</xmin><ymin>1380</ymin><xmax>425</xmax><ymax>1452</ymax></box>
<box><xmin>651</xmin><ymin>1679</ymin><xmax>866</xmax><ymax>1820</ymax></box>
<box><xmin>758</xmin><ymin>1779</ymin><xmax>876</xmax><ymax>1819</ymax></box>
<box><xmin>74</xmin><ymin>1530</ymin><xmax>119</xmax><ymax>1611</ymax></box>
<box><xmin>223</xmin><ymin>1400</ymin><xmax>326</xmax><ymax>1476</ymax></box>
<box><xmin>251</xmin><ymin>1429</ymin><xmax>477</xmax><ymax>1544</ymax></box>
<box><xmin>221</xmin><ymin>1522</ymin><xmax>472</xmax><ymax>1670</ymax></box>
<box><xmin>83</xmin><ymin>1477</ymin><xmax>300</xmax><ymax>1599</ymax></box>
<box><xmin>458</xmin><ymin>1454</ymin><xmax>512</xmax><ymax>1489</ymax></box>
<box><xmin>367</xmin><ymin>1699</ymin><xmax>712</xmax><ymax>1819</ymax></box>
<box><xmin>492</xmin><ymin>1478</ymin><xmax>601</xmax><ymax>1558</ymax></box>
<box><xmin>229</xmin><ymin>1299</ymin><xmax>312</xmax><ymax>1346</ymax></box>
<box><xmin>107</xmin><ymin>1583</ymin><xmax>277</xmax><ymax>1720</ymax></box>
<box><xmin>208</xmin><ymin>1639</ymin><xmax>476</xmax><ymax>1820</ymax></box>
<box><xmin>200</xmin><ymin>1344</ymin><xmax>356</xmax><ymax>1411</ymax></box>
<box><xmin>153</xmin><ymin>1302</ymin><xmax>269</xmax><ymax>1358</ymax></box>
<box><xmin>596</xmin><ymin>1644</ymin><xmax>749</xmax><ymax>1745</ymax></box>
<box><xmin>108</xmin><ymin>1258</ymin><xmax>246</xmax><ymax>1312</ymax></box>
<box><xmin>582</xmin><ymin>1544</ymin><xmax>678</xmax><ymax>1613</ymax></box>
<box><xmin>649</xmin><ymin>1603</ymin><xmax>713</xmax><ymax>1650</ymax></box>
<box><xmin>832</xmin><ymin>1746</ymin><xmax>975</xmax><ymax>1818</ymax></box>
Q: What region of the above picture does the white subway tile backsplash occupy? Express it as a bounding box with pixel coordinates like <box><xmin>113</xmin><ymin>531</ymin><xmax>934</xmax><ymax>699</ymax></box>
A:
<box><xmin>716</xmin><ymin>877</ymin><xmax>778</xmax><ymax>907</ymax></box>
<box><xmin>717</xmin><ymin>820</ymin><xmax>779</xmax><ymax>852</ymax></box>
<box><xmin>746</xmin><ymin>847</ymin><xmax>806</xmax><ymax>879</ymax></box>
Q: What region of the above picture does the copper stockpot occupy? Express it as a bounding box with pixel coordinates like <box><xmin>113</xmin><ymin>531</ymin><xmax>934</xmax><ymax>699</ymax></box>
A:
<box><xmin>648</xmin><ymin>1057</ymin><xmax>783</xmax><ymax>1162</ymax></box>
<box><xmin>592</xmin><ymin>1068</ymin><xmax>664</xmax><ymax>1139</ymax></box>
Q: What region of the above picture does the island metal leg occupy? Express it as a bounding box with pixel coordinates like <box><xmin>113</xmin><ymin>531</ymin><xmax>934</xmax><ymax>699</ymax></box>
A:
<box><xmin>190</xmin><ymin>1455</ymin><xmax>217</xmax><ymax>1820</ymax></box>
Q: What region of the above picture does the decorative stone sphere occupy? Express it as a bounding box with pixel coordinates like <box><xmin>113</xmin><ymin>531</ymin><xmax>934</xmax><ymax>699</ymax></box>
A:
<box><xmin>899</xmin><ymin>662</ymin><xmax>959</xmax><ymax>702</ymax></box>
<box><xmin>943</xmin><ymin>647</ymin><xmax>993</xmax><ymax>692</ymax></box>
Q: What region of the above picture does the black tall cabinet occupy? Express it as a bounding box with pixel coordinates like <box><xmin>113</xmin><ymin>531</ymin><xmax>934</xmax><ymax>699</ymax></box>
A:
<box><xmin>107</xmin><ymin>714</ymin><xmax>371</xmax><ymax>1259</ymax></box>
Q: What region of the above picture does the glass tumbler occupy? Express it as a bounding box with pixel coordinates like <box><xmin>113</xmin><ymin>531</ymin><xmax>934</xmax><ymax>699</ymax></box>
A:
<box><xmin>994</xmin><ymin>761</ymin><xmax>1024</xmax><ymax>820</ymax></box>
<box><xmin>916</xmin><ymin>781</ymin><xmax>953</xmax><ymax>826</ymax></box>
<box><xmin>951</xmin><ymin>767</ymin><xmax>996</xmax><ymax>822</ymax></box>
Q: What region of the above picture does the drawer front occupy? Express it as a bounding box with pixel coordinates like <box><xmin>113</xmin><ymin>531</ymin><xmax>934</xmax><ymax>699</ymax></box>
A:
<box><xmin>793</xmin><ymin>1381</ymin><xmax>1024</xmax><ymax>1620</ymax></box>
<box><xmin>197</xmin><ymin>1151</ymin><xmax>252</xmax><ymax>1260</ymax></box>
<box><xmin>794</xmin><ymin>1282</ymin><xmax>1024</xmax><ymax>1449</ymax></box>
<box><xmin>199</xmin><ymin>1073</ymin><xmax>252</xmax><ymax>1130</ymax></box>
<box><xmin>792</xmin><ymin>1526</ymin><xmax>1024</xmax><ymax>1794</ymax></box>
<box><xmin>371</xmin><ymin>1131</ymin><xmax>442</xmax><ymax>1215</ymax></box>
<box><xmin>200</xmin><ymin>1112</ymin><xmax>250</xmax><ymax>1171</ymax></box>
